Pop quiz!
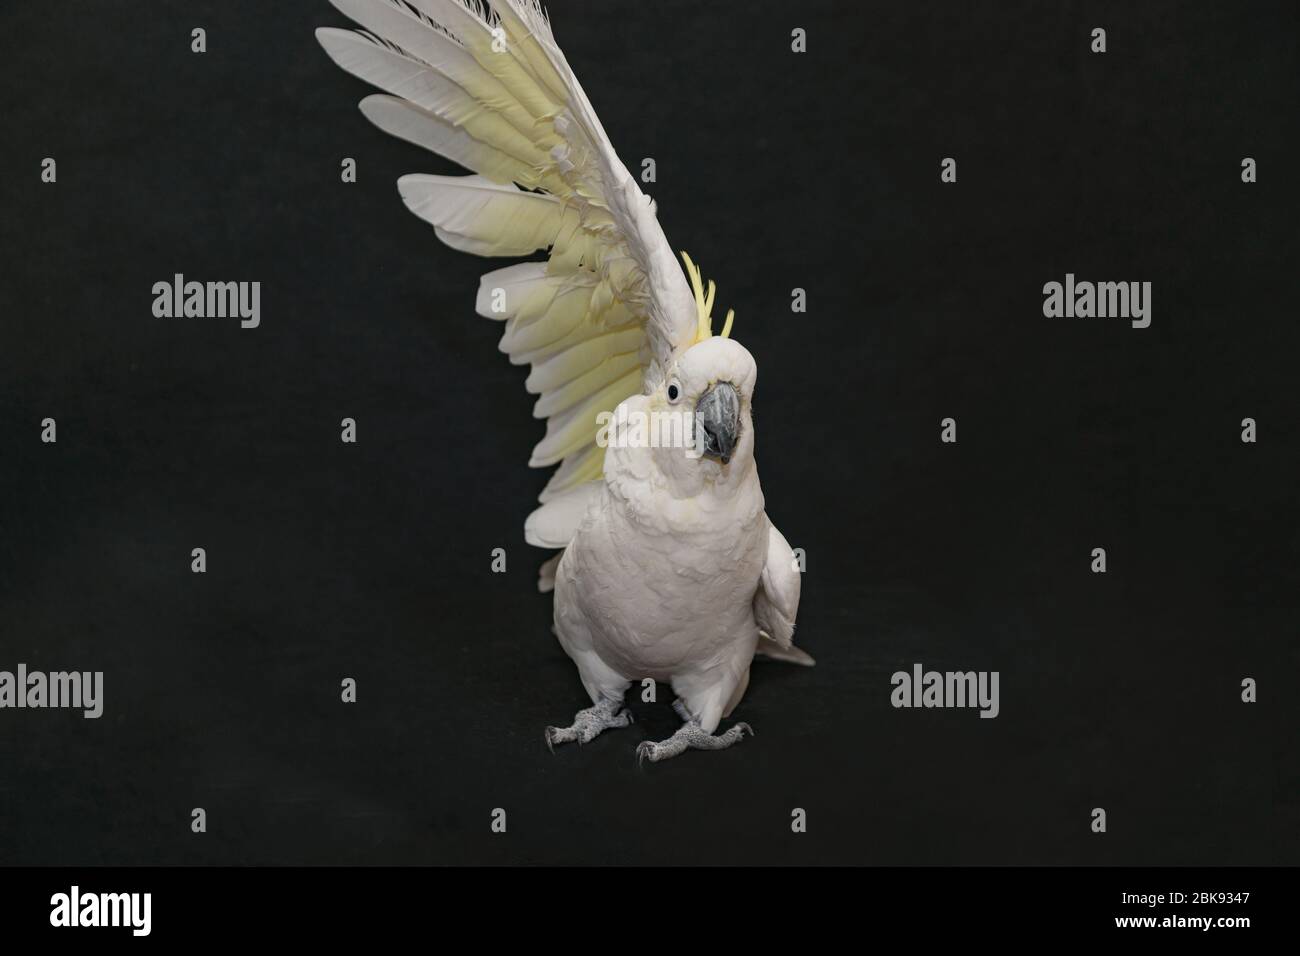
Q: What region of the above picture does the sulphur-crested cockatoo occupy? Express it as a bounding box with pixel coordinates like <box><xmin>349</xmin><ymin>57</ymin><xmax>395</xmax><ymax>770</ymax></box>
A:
<box><xmin>317</xmin><ymin>0</ymin><xmax>812</xmax><ymax>761</ymax></box>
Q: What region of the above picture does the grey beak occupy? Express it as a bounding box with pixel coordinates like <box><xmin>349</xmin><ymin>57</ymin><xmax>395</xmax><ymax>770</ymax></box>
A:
<box><xmin>695</xmin><ymin>381</ymin><xmax>740</xmax><ymax>464</ymax></box>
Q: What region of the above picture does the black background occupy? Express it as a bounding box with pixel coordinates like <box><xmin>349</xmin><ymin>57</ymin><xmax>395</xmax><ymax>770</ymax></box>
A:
<box><xmin>1</xmin><ymin>0</ymin><xmax>1295</xmax><ymax>866</ymax></box>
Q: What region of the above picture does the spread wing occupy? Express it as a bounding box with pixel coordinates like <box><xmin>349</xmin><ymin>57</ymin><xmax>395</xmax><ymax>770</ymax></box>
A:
<box><xmin>316</xmin><ymin>0</ymin><xmax>701</xmax><ymax>534</ymax></box>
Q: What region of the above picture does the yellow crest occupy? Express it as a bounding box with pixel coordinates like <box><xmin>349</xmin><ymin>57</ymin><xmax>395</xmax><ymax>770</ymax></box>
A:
<box><xmin>679</xmin><ymin>251</ymin><xmax>735</xmax><ymax>344</ymax></box>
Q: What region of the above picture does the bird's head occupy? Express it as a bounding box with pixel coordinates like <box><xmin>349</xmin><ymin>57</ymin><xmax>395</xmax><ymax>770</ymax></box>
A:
<box><xmin>653</xmin><ymin>336</ymin><xmax>757</xmax><ymax>468</ymax></box>
<box><xmin>642</xmin><ymin>253</ymin><xmax>758</xmax><ymax>488</ymax></box>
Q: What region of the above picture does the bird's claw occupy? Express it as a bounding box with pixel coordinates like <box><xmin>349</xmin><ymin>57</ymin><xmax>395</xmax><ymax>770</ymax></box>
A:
<box><xmin>545</xmin><ymin>700</ymin><xmax>633</xmax><ymax>753</ymax></box>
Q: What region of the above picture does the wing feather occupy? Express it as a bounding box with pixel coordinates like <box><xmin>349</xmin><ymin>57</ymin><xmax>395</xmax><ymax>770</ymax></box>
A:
<box><xmin>397</xmin><ymin>174</ymin><xmax>578</xmax><ymax>256</ymax></box>
<box><xmin>754</xmin><ymin>521</ymin><xmax>813</xmax><ymax>666</ymax></box>
<box><xmin>316</xmin><ymin>0</ymin><xmax>700</xmax><ymax>545</ymax></box>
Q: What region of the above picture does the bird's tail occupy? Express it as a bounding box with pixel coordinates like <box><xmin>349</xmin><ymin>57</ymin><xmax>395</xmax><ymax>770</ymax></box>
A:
<box><xmin>756</xmin><ymin>634</ymin><xmax>815</xmax><ymax>666</ymax></box>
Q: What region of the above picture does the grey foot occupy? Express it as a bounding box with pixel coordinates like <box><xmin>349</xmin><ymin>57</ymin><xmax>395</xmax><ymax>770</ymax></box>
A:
<box><xmin>545</xmin><ymin>698</ymin><xmax>633</xmax><ymax>750</ymax></box>
<box><xmin>636</xmin><ymin>719</ymin><xmax>753</xmax><ymax>764</ymax></box>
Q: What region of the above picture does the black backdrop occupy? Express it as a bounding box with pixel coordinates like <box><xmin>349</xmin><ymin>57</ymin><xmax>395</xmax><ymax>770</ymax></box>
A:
<box><xmin>1</xmin><ymin>0</ymin><xmax>1295</xmax><ymax>866</ymax></box>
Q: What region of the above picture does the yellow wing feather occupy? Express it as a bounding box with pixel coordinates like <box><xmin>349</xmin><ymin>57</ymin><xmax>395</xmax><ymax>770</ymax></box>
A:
<box><xmin>318</xmin><ymin>0</ymin><xmax>731</xmax><ymax>535</ymax></box>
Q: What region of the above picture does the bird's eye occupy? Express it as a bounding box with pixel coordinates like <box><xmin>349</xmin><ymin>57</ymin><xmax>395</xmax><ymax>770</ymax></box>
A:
<box><xmin>667</xmin><ymin>381</ymin><xmax>681</xmax><ymax>402</ymax></box>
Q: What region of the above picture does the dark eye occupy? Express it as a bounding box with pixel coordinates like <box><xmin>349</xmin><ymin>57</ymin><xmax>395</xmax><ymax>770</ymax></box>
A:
<box><xmin>667</xmin><ymin>383</ymin><xmax>680</xmax><ymax>401</ymax></box>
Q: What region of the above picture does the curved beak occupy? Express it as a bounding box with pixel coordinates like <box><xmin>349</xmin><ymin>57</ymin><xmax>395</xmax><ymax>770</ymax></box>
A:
<box><xmin>694</xmin><ymin>381</ymin><xmax>740</xmax><ymax>464</ymax></box>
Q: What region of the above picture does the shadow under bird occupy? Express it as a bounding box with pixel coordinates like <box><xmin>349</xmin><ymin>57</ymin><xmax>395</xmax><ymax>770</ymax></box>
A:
<box><xmin>317</xmin><ymin>0</ymin><xmax>813</xmax><ymax>762</ymax></box>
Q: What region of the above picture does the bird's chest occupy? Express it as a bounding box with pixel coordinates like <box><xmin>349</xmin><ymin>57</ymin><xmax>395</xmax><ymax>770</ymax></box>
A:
<box><xmin>567</xmin><ymin>482</ymin><xmax>766</xmax><ymax>677</ymax></box>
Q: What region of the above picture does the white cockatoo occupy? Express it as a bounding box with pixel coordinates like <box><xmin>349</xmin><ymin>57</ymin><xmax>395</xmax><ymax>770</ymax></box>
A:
<box><xmin>317</xmin><ymin>0</ymin><xmax>812</xmax><ymax>761</ymax></box>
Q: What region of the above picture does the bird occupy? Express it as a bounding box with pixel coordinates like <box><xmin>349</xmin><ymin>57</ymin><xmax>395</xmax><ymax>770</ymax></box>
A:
<box><xmin>316</xmin><ymin>0</ymin><xmax>813</xmax><ymax>761</ymax></box>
